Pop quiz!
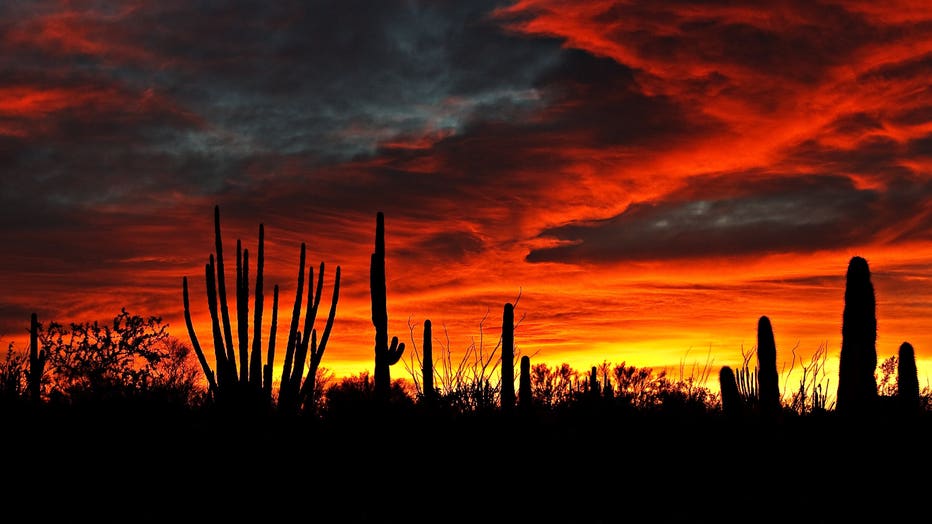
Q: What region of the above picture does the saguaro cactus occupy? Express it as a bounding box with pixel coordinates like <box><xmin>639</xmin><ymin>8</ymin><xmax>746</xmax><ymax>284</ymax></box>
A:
<box><xmin>500</xmin><ymin>302</ymin><xmax>516</xmax><ymax>410</ymax></box>
<box><xmin>422</xmin><ymin>319</ymin><xmax>435</xmax><ymax>404</ymax></box>
<box><xmin>836</xmin><ymin>256</ymin><xmax>878</xmax><ymax>416</ymax></box>
<box><xmin>519</xmin><ymin>355</ymin><xmax>531</xmax><ymax>410</ymax></box>
<box><xmin>897</xmin><ymin>341</ymin><xmax>919</xmax><ymax>415</ymax></box>
<box><xmin>28</xmin><ymin>313</ymin><xmax>44</xmax><ymax>403</ymax></box>
<box><xmin>757</xmin><ymin>316</ymin><xmax>781</xmax><ymax>419</ymax></box>
<box><xmin>183</xmin><ymin>205</ymin><xmax>339</xmax><ymax>413</ymax></box>
<box><xmin>371</xmin><ymin>211</ymin><xmax>405</xmax><ymax>401</ymax></box>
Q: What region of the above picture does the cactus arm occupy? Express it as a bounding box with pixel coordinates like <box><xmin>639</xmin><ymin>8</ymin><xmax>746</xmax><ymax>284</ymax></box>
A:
<box><xmin>182</xmin><ymin>277</ymin><xmax>219</xmax><ymax>395</ymax></box>
<box><xmin>264</xmin><ymin>285</ymin><xmax>279</xmax><ymax>397</ymax></box>
<box><xmin>279</xmin><ymin>243</ymin><xmax>307</xmax><ymax>397</ymax></box>
<box><xmin>206</xmin><ymin>256</ymin><xmax>233</xmax><ymax>387</ymax></box>
<box><xmin>236</xmin><ymin>242</ymin><xmax>249</xmax><ymax>383</ymax></box>
<box><xmin>249</xmin><ymin>224</ymin><xmax>265</xmax><ymax>389</ymax></box>
<box><xmin>213</xmin><ymin>205</ymin><xmax>237</xmax><ymax>380</ymax></box>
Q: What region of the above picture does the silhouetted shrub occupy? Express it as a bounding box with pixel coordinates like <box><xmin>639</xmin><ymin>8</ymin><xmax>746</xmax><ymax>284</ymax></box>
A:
<box><xmin>0</xmin><ymin>343</ymin><xmax>28</xmax><ymax>404</ymax></box>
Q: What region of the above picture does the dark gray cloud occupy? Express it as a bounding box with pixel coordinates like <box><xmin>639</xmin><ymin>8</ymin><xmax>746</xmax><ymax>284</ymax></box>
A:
<box><xmin>0</xmin><ymin>0</ymin><xmax>563</xmax><ymax>215</ymax></box>
<box><xmin>526</xmin><ymin>174</ymin><xmax>932</xmax><ymax>263</ymax></box>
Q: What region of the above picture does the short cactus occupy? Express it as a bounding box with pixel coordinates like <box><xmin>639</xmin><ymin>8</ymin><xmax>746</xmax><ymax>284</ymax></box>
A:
<box><xmin>719</xmin><ymin>366</ymin><xmax>742</xmax><ymax>418</ymax></box>
<box><xmin>519</xmin><ymin>355</ymin><xmax>531</xmax><ymax>410</ymax></box>
<box><xmin>897</xmin><ymin>341</ymin><xmax>919</xmax><ymax>415</ymax></box>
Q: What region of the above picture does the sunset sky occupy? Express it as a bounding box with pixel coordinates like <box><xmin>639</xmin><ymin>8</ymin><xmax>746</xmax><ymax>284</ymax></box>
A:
<box><xmin>2</xmin><ymin>0</ymin><xmax>932</xmax><ymax>400</ymax></box>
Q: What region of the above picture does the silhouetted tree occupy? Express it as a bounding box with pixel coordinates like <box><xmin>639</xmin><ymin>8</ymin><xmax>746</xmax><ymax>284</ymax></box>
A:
<box><xmin>500</xmin><ymin>302</ymin><xmax>515</xmax><ymax>411</ymax></box>
<box><xmin>149</xmin><ymin>336</ymin><xmax>209</xmax><ymax>407</ymax></box>
<box><xmin>757</xmin><ymin>316</ymin><xmax>781</xmax><ymax>420</ymax></box>
<box><xmin>371</xmin><ymin>211</ymin><xmax>405</xmax><ymax>402</ymax></box>
<box><xmin>836</xmin><ymin>256</ymin><xmax>878</xmax><ymax>416</ymax></box>
<box><xmin>40</xmin><ymin>309</ymin><xmax>171</xmax><ymax>405</ymax></box>
<box><xmin>897</xmin><ymin>341</ymin><xmax>919</xmax><ymax>415</ymax></box>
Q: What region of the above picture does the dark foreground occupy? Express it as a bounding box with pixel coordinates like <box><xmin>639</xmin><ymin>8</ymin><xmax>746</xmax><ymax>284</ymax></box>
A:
<box><xmin>5</xmin><ymin>406</ymin><xmax>931</xmax><ymax>523</ymax></box>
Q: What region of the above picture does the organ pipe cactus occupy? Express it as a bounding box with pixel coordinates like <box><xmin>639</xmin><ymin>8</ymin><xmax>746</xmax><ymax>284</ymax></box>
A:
<box><xmin>183</xmin><ymin>205</ymin><xmax>339</xmax><ymax>413</ymax></box>
<box><xmin>836</xmin><ymin>256</ymin><xmax>878</xmax><ymax>416</ymax></box>
<box><xmin>371</xmin><ymin>211</ymin><xmax>404</xmax><ymax>401</ymax></box>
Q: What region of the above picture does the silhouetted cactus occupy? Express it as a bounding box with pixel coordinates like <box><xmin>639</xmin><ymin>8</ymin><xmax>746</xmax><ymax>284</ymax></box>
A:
<box><xmin>836</xmin><ymin>256</ymin><xmax>878</xmax><ymax>416</ymax></box>
<box><xmin>588</xmin><ymin>366</ymin><xmax>600</xmax><ymax>401</ymax></box>
<box><xmin>422</xmin><ymin>319</ymin><xmax>435</xmax><ymax>404</ymax></box>
<box><xmin>501</xmin><ymin>302</ymin><xmax>515</xmax><ymax>410</ymax></box>
<box><xmin>519</xmin><ymin>355</ymin><xmax>531</xmax><ymax>410</ymax></box>
<box><xmin>371</xmin><ymin>211</ymin><xmax>404</xmax><ymax>401</ymax></box>
<box><xmin>28</xmin><ymin>313</ymin><xmax>44</xmax><ymax>403</ymax></box>
<box><xmin>757</xmin><ymin>316</ymin><xmax>781</xmax><ymax>419</ymax></box>
<box><xmin>183</xmin><ymin>205</ymin><xmax>339</xmax><ymax>413</ymax></box>
<box><xmin>719</xmin><ymin>366</ymin><xmax>742</xmax><ymax>418</ymax></box>
<box><xmin>897</xmin><ymin>341</ymin><xmax>919</xmax><ymax>415</ymax></box>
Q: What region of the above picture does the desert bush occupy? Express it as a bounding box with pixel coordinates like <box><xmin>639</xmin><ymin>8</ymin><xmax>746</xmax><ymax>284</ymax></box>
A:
<box><xmin>0</xmin><ymin>343</ymin><xmax>28</xmax><ymax>403</ymax></box>
<box><xmin>39</xmin><ymin>309</ymin><xmax>204</xmax><ymax>408</ymax></box>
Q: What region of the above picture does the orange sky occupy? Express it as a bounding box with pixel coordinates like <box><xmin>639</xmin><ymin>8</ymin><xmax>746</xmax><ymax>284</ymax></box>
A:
<box><xmin>2</xmin><ymin>1</ymin><xmax>932</xmax><ymax>402</ymax></box>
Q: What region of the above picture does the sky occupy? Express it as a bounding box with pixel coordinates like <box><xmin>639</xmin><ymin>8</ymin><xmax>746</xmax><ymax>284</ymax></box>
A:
<box><xmin>2</xmin><ymin>0</ymin><xmax>932</xmax><ymax>399</ymax></box>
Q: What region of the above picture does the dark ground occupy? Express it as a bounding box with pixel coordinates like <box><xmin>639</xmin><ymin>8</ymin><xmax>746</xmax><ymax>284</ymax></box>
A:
<box><xmin>4</xmin><ymin>406</ymin><xmax>930</xmax><ymax>523</ymax></box>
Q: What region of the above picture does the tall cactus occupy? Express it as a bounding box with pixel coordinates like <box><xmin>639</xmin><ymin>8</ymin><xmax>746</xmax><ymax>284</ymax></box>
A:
<box><xmin>519</xmin><ymin>355</ymin><xmax>531</xmax><ymax>410</ymax></box>
<box><xmin>836</xmin><ymin>256</ymin><xmax>878</xmax><ymax>416</ymax></box>
<box><xmin>421</xmin><ymin>319</ymin><xmax>435</xmax><ymax>404</ymax></box>
<box><xmin>371</xmin><ymin>211</ymin><xmax>404</xmax><ymax>401</ymax></box>
<box><xmin>183</xmin><ymin>205</ymin><xmax>339</xmax><ymax>413</ymax></box>
<box><xmin>897</xmin><ymin>341</ymin><xmax>919</xmax><ymax>415</ymax></box>
<box><xmin>500</xmin><ymin>302</ymin><xmax>516</xmax><ymax>410</ymax></box>
<box><xmin>28</xmin><ymin>313</ymin><xmax>44</xmax><ymax>404</ymax></box>
<box><xmin>757</xmin><ymin>315</ymin><xmax>781</xmax><ymax>419</ymax></box>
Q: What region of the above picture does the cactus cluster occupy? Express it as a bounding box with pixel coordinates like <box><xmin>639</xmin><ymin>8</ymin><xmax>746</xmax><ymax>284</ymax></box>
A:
<box><xmin>182</xmin><ymin>205</ymin><xmax>340</xmax><ymax>413</ymax></box>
